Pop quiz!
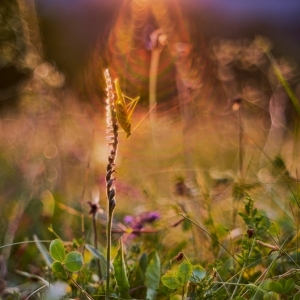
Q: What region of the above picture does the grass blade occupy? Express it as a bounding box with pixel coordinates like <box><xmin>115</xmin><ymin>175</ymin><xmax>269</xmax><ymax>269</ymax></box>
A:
<box><xmin>145</xmin><ymin>251</ymin><xmax>161</xmax><ymax>300</ymax></box>
<box><xmin>33</xmin><ymin>235</ymin><xmax>53</xmax><ymax>267</ymax></box>
<box><xmin>113</xmin><ymin>239</ymin><xmax>130</xmax><ymax>299</ymax></box>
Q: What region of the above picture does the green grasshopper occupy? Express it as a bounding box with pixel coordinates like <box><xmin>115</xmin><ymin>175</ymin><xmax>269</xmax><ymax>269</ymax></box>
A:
<box><xmin>114</xmin><ymin>78</ymin><xmax>140</xmax><ymax>138</ymax></box>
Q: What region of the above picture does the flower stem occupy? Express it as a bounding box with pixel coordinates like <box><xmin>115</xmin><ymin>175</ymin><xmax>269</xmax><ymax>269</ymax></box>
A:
<box><xmin>104</xmin><ymin>69</ymin><xmax>118</xmax><ymax>300</ymax></box>
<box><xmin>105</xmin><ymin>208</ymin><xmax>114</xmax><ymax>300</ymax></box>
<box><xmin>65</xmin><ymin>269</ymin><xmax>94</xmax><ymax>300</ymax></box>
<box><xmin>92</xmin><ymin>214</ymin><xmax>102</xmax><ymax>279</ymax></box>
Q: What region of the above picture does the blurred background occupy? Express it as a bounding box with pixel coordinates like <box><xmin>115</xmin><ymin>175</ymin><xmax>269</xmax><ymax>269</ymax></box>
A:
<box><xmin>1</xmin><ymin>0</ymin><xmax>300</xmax><ymax>292</ymax></box>
<box><xmin>3</xmin><ymin>0</ymin><xmax>300</xmax><ymax>93</ymax></box>
<box><xmin>36</xmin><ymin>0</ymin><xmax>300</xmax><ymax>80</ymax></box>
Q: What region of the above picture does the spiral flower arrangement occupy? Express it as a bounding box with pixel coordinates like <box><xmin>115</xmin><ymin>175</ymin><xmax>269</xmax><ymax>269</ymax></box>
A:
<box><xmin>104</xmin><ymin>69</ymin><xmax>118</xmax><ymax>211</ymax></box>
<box><xmin>104</xmin><ymin>69</ymin><xmax>118</xmax><ymax>299</ymax></box>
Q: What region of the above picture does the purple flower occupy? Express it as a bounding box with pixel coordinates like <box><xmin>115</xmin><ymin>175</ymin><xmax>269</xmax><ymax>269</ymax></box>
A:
<box><xmin>124</xmin><ymin>215</ymin><xmax>134</xmax><ymax>225</ymax></box>
<box><xmin>124</xmin><ymin>211</ymin><xmax>160</xmax><ymax>233</ymax></box>
<box><xmin>140</xmin><ymin>211</ymin><xmax>160</xmax><ymax>224</ymax></box>
<box><xmin>122</xmin><ymin>211</ymin><xmax>161</xmax><ymax>241</ymax></box>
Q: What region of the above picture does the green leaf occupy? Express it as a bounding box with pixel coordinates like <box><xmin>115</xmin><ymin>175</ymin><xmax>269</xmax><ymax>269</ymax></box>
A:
<box><xmin>139</xmin><ymin>252</ymin><xmax>148</xmax><ymax>275</ymax></box>
<box><xmin>238</xmin><ymin>212</ymin><xmax>251</xmax><ymax>224</ymax></box>
<box><xmin>161</xmin><ymin>270</ymin><xmax>182</xmax><ymax>290</ymax></box>
<box><xmin>52</xmin><ymin>261</ymin><xmax>67</xmax><ymax>278</ymax></box>
<box><xmin>52</xmin><ymin>261</ymin><xmax>63</xmax><ymax>273</ymax></box>
<box><xmin>177</xmin><ymin>260</ymin><xmax>193</xmax><ymax>285</ymax></box>
<box><xmin>268</xmin><ymin>281</ymin><xmax>283</xmax><ymax>294</ymax></box>
<box><xmin>49</xmin><ymin>239</ymin><xmax>65</xmax><ymax>262</ymax></box>
<box><xmin>113</xmin><ymin>240</ymin><xmax>130</xmax><ymax>299</ymax></box>
<box><xmin>85</xmin><ymin>244</ymin><xmax>107</xmax><ymax>264</ymax></box>
<box><xmin>182</xmin><ymin>219</ymin><xmax>192</xmax><ymax>231</ymax></box>
<box><xmin>34</xmin><ymin>235</ymin><xmax>53</xmax><ymax>267</ymax></box>
<box><xmin>63</xmin><ymin>251</ymin><xmax>83</xmax><ymax>272</ymax></box>
<box><xmin>280</xmin><ymin>278</ymin><xmax>295</xmax><ymax>295</ymax></box>
<box><xmin>260</xmin><ymin>279</ymin><xmax>272</xmax><ymax>291</ymax></box>
<box><xmin>145</xmin><ymin>251</ymin><xmax>161</xmax><ymax>300</ymax></box>
<box><xmin>190</xmin><ymin>265</ymin><xmax>206</xmax><ymax>283</ymax></box>
<box><xmin>263</xmin><ymin>292</ymin><xmax>279</xmax><ymax>300</ymax></box>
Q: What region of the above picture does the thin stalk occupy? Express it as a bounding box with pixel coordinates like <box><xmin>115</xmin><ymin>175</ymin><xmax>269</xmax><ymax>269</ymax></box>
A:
<box><xmin>92</xmin><ymin>214</ymin><xmax>102</xmax><ymax>279</ymax></box>
<box><xmin>24</xmin><ymin>285</ymin><xmax>47</xmax><ymax>300</ymax></box>
<box><xmin>215</xmin><ymin>270</ymin><xmax>230</xmax><ymax>298</ymax></box>
<box><xmin>296</xmin><ymin>170</ymin><xmax>299</xmax><ymax>266</ymax></box>
<box><xmin>106</xmin><ymin>208</ymin><xmax>114</xmax><ymax>300</ymax></box>
<box><xmin>214</xmin><ymin>252</ymin><xmax>278</xmax><ymax>294</ymax></box>
<box><xmin>179</xmin><ymin>213</ymin><xmax>240</xmax><ymax>264</ymax></box>
<box><xmin>148</xmin><ymin>46</ymin><xmax>161</xmax><ymax>198</ymax></box>
<box><xmin>148</xmin><ymin>31</ymin><xmax>166</xmax><ymax>200</ymax></box>
<box><xmin>233</xmin><ymin>99</ymin><xmax>243</xmax><ymax>228</ymax></box>
<box><xmin>238</xmin><ymin>105</ymin><xmax>243</xmax><ymax>178</ymax></box>
<box><xmin>230</xmin><ymin>238</ymin><xmax>256</xmax><ymax>299</ymax></box>
<box><xmin>268</xmin><ymin>230</ymin><xmax>300</xmax><ymax>269</ymax></box>
<box><xmin>214</xmin><ymin>282</ymin><xmax>256</xmax><ymax>287</ymax></box>
<box><xmin>241</xmin><ymin>253</ymin><xmax>279</xmax><ymax>299</ymax></box>
<box><xmin>65</xmin><ymin>269</ymin><xmax>94</xmax><ymax>300</ymax></box>
<box><xmin>149</xmin><ymin>48</ymin><xmax>161</xmax><ymax>138</ymax></box>
<box><xmin>214</xmin><ymin>281</ymin><xmax>269</xmax><ymax>295</ymax></box>
<box><xmin>0</xmin><ymin>240</ymin><xmax>52</xmax><ymax>250</ymax></box>
<box><xmin>80</xmin><ymin>140</ymin><xmax>93</xmax><ymax>242</ymax></box>
<box><xmin>296</xmin><ymin>202</ymin><xmax>299</xmax><ymax>262</ymax></box>
<box><xmin>238</xmin><ymin>238</ymin><xmax>289</xmax><ymax>298</ymax></box>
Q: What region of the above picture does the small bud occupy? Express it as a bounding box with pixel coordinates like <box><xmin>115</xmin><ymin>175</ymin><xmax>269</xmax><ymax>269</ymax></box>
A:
<box><xmin>247</xmin><ymin>228</ymin><xmax>255</xmax><ymax>238</ymax></box>
<box><xmin>174</xmin><ymin>177</ymin><xmax>191</xmax><ymax>197</ymax></box>
<box><xmin>230</xmin><ymin>96</ymin><xmax>242</xmax><ymax>111</ymax></box>
<box><xmin>213</xmin><ymin>268</ymin><xmax>217</xmax><ymax>278</ymax></box>
<box><xmin>175</xmin><ymin>252</ymin><xmax>184</xmax><ymax>262</ymax></box>
<box><xmin>149</xmin><ymin>29</ymin><xmax>167</xmax><ymax>50</ymax></box>
<box><xmin>87</xmin><ymin>201</ymin><xmax>99</xmax><ymax>216</ymax></box>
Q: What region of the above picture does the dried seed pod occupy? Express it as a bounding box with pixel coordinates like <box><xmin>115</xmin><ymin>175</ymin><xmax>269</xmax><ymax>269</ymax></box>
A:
<box><xmin>247</xmin><ymin>228</ymin><xmax>255</xmax><ymax>238</ymax></box>
<box><xmin>88</xmin><ymin>201</ymin><xmax>99</xmax><ymax>216</ymax></box>
<box><xmin>175</xmin><ymin>252</ymin><xmax>184</xmax><ymax>262</ymax></box>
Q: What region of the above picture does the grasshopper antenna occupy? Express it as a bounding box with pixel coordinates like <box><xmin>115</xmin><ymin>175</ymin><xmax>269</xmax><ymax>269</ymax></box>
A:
<box><xmin>130</xmin><ymin>103</ymin><xmax>157</xmax><ymax>135</ymax></box>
